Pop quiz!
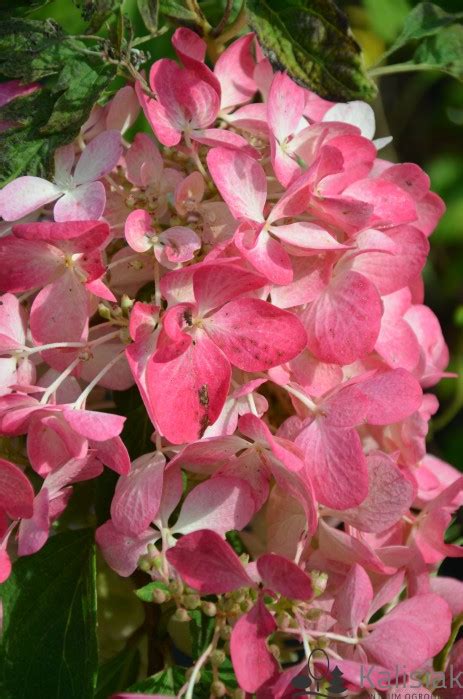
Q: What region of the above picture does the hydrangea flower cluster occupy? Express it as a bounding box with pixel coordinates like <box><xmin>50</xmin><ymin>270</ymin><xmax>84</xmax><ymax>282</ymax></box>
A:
<box><xmin>0</xmin><ymin>28</ymin><xmax>462</xmax><ymax>698</ymax></box>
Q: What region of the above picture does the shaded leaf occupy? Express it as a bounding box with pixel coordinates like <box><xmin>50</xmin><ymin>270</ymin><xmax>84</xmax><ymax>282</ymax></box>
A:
<box><xmin>138</xmin><ymin>0</ymin><xmax>159</xmax><ymax>33</ymax></box>
<box><xmin>72</xmin><ymin>0</ymin><xmax>122</xmax><ymax>33</ymax></box>
<box><xmin>245</xmin><ymin>0</ymin><xmax>377</xmax><ymax>101</ymax></box>
<box><xmin>189</xmin><ymin>608</ymin><xmax>215</xmax><ymax>659</ymax></box>
<box><xmin>135</xmin><ymin>580</ymin><xmax>170</xmax><ymax>602</ymax></box>
<box><xmin>362</xmin><ymin>0</ymin><xmax>411</xmax><ymax>44</ymax></box>
<box><xmin>127</xmin><ymin>666</ymin><xmax>187</xmax><ymax>693</ymax></box>
<box><xmin>385</xmin><ymin>2</ymin><xmax>463</xmax><ymax>58</ymax></box>
<box><xmin>95</xmin><ymin>646</ymin><xmax>140</xmax><ymax>699</ymax></box>
<box><xmin>159</xmin><ymin>0</ymin><xmax>207</xmax><ymax>26</ymax></box>
<box><xmin>0</xmin><ymin>529</ymin><xmax>98</xmax><ymax>699</ymax></box>
<box><xmin>412</xmin><ymin>24</ymin><xmax>463</xmax><ymax>80</ymax></box>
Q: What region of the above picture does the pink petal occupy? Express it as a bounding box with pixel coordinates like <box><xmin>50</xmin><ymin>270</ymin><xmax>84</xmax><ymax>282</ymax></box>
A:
<box><xmin>0</xmin><ymin>293</ymin><xmax>27</xmax><ymax>348</ymax></box>
<box><xmin>106</xmin><ymin>85</ymin><xmax>140</xmax><ymax>132</ymax></box>
<box><xmin>257</xmin><ymin>553</ymin><xmax>313</xmax><ymax>600</ymax></box>
<box><xmin>13</xmin><ymin>219</ymin><xmax>110</xmax><ymax>249</ymax></box>
<box><xmin>234</xmin><ymin>224</ymin><xmax>293</xmax><ymax>285</ymax></box>
<box><xmin>356</xmin><ymin>368</ymin><xmax>422</xmax><ymax>425</ymax></box>
<box><xmin>73</xmin><ymin>130</ymin><xmax>122</xmax><ymax>185</ymax></box>
<box><xmin>207</xmin><ymin>298</ymin><xmax>307</xmax><ymax>371</ymax></box>
<box><xmin>192</xmin><ymin>128</ymin><xmax>258</xmax><ymax>157</ymax></box>
<box><xmin>343</xmin><ymin>178</ymin><xmax>417</xmax><ymax>226</ymax></box>
<box><xmin>362</xmin><ymin>618</ymin><xmax>431</xmax><ymax>671</ymax></box>
<box><xmin>173</xmin><ymin>476</ymin><xmax>255</xmax><ymax>535</ymax></box>
<box><xmin>193</xmin><ymin>263</ymin><xmax>266</xmax><ymax>316</ymax></box>
<box><xmin>63</xmin><ymin>409</ymin><xmax>126</xmax><ymax>441</ymax></box>
<box><xmin>323</xmin><ymin>101</ymin><xmax>376</xmax><ymax>139</ymax></box>
<box><xmin>147</xmin><ymin>331</ymin><xmax>231</xmax><ymax>444</ymax></box>
<box><xmin>340</xmin><ymin>451</ymin><xmax>414</xmax><ymax>533</ymax></box>
<box><xmin>214</xmin><ymin>33</ymin><xmax>256</xmax><ymax>109</ymax></box>
<box><xmin>230</xmin><ymin>600</ymin><xmax>278</xmax><ymax>693</ymax></box>
<box><xmin>157</xmin><ymin>226</ymin><xmax>201</xmax><ymax>265</ymax></box>
<box><xmin>166</xmin><ymin>529</ymin><xmax>253</xmax><ymax>594</ymax></box>
<box><xmin>125</xmin><ymin>133</ymin><xmax>163</xmax><ymax>188</ymax></box>
<box><xmin>125</xmin><ymin>208</ymin><xmax>153</xmax><ymax>252</ymax></box>
<box><xmin>53</xmin><ymin>181</ymin><xmax>106</xmax><ymax>221</ymax></box>
<box><xmin>296</xmin><ymin>421</ymin><xmax>368</xmax><ymax>509</ymax></box>
<box><xmin>96</xmin><ymin>519</ymin><xmax>157</xmax><ymax>577</ymax></box>
<box><xmin>0</xmin><ymin>237</ymin><xmax>63</xmax><ymax>293</ymax></box>
<box><xmin>93</xmin><ymin>436</ymin><xmax>131</xmax><ymax>476</ymax></box>
<box><xmin>136</xmin><ymin>83</ymin><xmax>181</xmax><ymax>146</ymax></box>
<box><xmin>0</xmin><ymin>548</ymin><xmax>12</xmax><ymax>583</ymax></box>
<box><xmin>268</xmin><ymin>72</ymin><xmax>305</xmax><ymax>143</ymax></box>
<box><xmin>206</xmin><ymin>147</ymin><xmax>266</xmax><ymax>222</ymax></box>
<box><xmin>332</xmin><ymin>564</ymin><xmax>373</xmax><ymax>632</ymax></box>
<box><xmin>0</xmin><ymin>176</ymin><xmax>61</xmax><ymax>221</ymax></box>
<box><xmin>111</xmin><ymin>452</ymin><xmax>165</xmax><ymax>535</ymax></box>
<box><xmin>0</xmin><ymin>457</ymin><xmax>34</xmax><ymax>519</ymax></box>
<box><xmin>303</xmin><ymin>270</ymin><xmax>382</xmax><ymax>364</ymax></box>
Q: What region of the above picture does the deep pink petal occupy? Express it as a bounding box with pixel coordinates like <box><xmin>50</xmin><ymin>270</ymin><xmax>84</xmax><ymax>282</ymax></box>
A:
<box><xmin>166</xmin><ymin>529</ymin><xmax>253</xmax><ymax>594</ymax></box>
<box><xmin>206</xmin><ymin>147</ymin><xmax>266</xmax><ymax>222</ymax></box>
<box><xmin>214</xmin><ymin>34</ymin><xmax>256</xmax><ymax>109</ymax></box>
<box><xmin>63</xmin><ymin>409</ymin><xmax>126</xmax><ymax>441</ymax></box>
<box><xmin>111</xmin><ymin>452</ymin><xmax>165</xmax><ymax>535</ymax></box>
<box><xmin>230</xmin><ymin>600</ymin><xmax>278</xmax><ymax>693</ymax></box>
<box><xmin>257</xmin><ymin>553</ymin><xmax>313</xmax><ymax>600</ymax></box>
<box><xmin>0</xmin><ymin>457</ymin><xmax>34</xmax><ymax>519</ymax></box>
<box><xmin>332</xmin><ymin>564</ymin><xmax>373</xmax><ymax>632</ymax></box>
<box><xmin>234</xmin><ymin>224</ymin><xmax>293</xmax><ymax>285</ymax></box>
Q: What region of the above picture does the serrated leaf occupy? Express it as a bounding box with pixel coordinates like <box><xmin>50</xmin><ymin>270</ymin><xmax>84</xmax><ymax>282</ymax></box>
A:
<box><xmin>0</xmin><ymin>18</ymin><xmax>116</xmax><ymax>185</ymax></box>
<box><xmin>412</xmin><ymin>24</ymin><xmax>463</xmax><ymax>80</ymax></box>
<box><xmin>138</xmin><ymin>0</ymin><xmax>159</xmax><ymax>32</ymax></box>
<box><xmin>127</xmin><ymin>666</ymin><xmax>187</xmax><ymax>693</ymax></box>
<box><xmin>95</xmin><ymin>646</ymin><xmax>140</xmax><ymax>699</ymax></box>
<box><xmin>244</xmin><ymin>0</ymin><xmax>377</xmax><ymax>101</ymax></box>
<box><xmin>385</xmin><ymin>2</ymin><xmax>463</xmax><ymax>58</ymax></box>
<box><xmin>0</xmin><ymin>529</ymin><xmax>98</xmax><ymax>699</ymax></box>
<box><xmin>135</xmin><ymin>580</ymin><xmax>170</xmax><ymax>602</ymax></box>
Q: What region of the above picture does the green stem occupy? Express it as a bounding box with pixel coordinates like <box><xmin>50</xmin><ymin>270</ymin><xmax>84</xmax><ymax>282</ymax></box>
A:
<box><xmin>368</xmin><ymin>62</ymin><xmax>440</xmax><ymax>78</ymax></box>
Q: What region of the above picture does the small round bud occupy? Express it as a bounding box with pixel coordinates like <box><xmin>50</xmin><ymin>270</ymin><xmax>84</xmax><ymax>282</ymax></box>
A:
<box><xmin>98</xmin><ymin>304</ymin><xmax>111</xmax><ymax>320</ymax></box>
<box><xmin>113</xmin><ymin>306</ymin><xmax>123</xmax><ymax>318</ymax></box>
<box><xmin>276</xmin><ymin>612</ymin><xmax>291</xmax><ymax>630</ymax></box>
<box><xmin>240</xmin><ymin>599</ymin><xmax>253</xmax><ymax>613</ymax></box>
<box><xmin>138</xmin><ymin>557</ymin><xmax>151</xmax><ymax>572</ymax></box>
<box><xmin>201</xmin><ymin>601</ymin><xmax>217</xmax><ymax>617</ymax></box>
<box><xmin>210</xmin><ymin>649</ymin><xmax>226</xmax><ymax>667</ymax></box>
<box><xmin>152</xmin><ymin>588</ymin><xmax>168</xmax><ymax>604</ymax></box>
<box><xmin>232</xmin><ymin>690</ymin><xmax>246</xmax><ymax>699</ymax></box>
<box><xmin>169</xmin><ymin>580</ymin><xmax>184</xmax><ymax>595</ymax></box>
<box><xmin>211</xmin><ymin>680</ymin><xmax>227</xmax><ymax>697</ymax></box>
<box><xmin>183</xmin><ymin>594</ymin><xmax>200</xmax><ymax>610</ymax></box>
<box><xmin>121</xmin><ymin>294</ymin><xmax>134</xmax><ymax>311</ymax></box>
<box><xmin>219</xmin><ymin>625</ymin><xmax>231</xmax><ymax>641</ymax></box>
<box><xmin>173</xmin><ymin>607</ymin><xmax>190</xmax><ymax>622</ymax></box>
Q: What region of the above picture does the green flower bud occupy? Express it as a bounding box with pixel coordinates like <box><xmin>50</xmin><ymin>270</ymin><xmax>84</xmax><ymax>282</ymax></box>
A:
<box><xmin>183</xmin><ymin>594</ymin><xmax>200</xmax><ymax>610</ymax></box>
<box><xmin>201</xmin><ymin>601</ymin><xmax>217</xmax><ymax>617</ymax></box>
<box><xmin>210</xmin><ymin>649</ymin><xmax>226</xmax><ymax>666</ymax></box>
<box><xmin>211</xmin><ymin>680</ymin><xmax>227</xmax><ymax>697</ymax></box>
<box><xmin>173</xmin><ymin>607</ymin><xmax>190</xmax><ymax>623</ymax></box>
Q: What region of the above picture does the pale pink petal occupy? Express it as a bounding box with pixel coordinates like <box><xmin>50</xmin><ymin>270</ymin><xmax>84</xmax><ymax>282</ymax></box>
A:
<box><xmin>111</xmin><ymin>452</ymin><xmax>165</xmax><ymax>535</ymax></box>
<box><xmin>17</xmin><ymin>488</ymin><xmax>50</xmax><ymax>556</ymax></box>
<box><xmin>157</xmin><ymin>226</ymin><xmax>201</xmax><ymax>265</ymax></box>
<box><xmin>340</xmin><ymin>451</ymin><xmax>414</xmax><ymax>532</ymax></box>
<box><xmin>362</xmin><ymin>619</ymin><xmax>431</xmax><ymax>671</ymax></box>
<box><xmin>296</xmin><ymin>421</ymin><xmax>368</xmax><ymax>509</ymax></box>
<box><xmin>332</xmin><ymin>564</ymin><xmax>373</xmax><ymax>632</ymax></box>
<box><xmin>323</xmin><ymin>101</ymin><xmax>376</xmax><ymax>139</ymax></box>
<box><xmin>106</xmin><ymin>86</ymin><xmax>140</xmax><ymax>132</ymax></box>
<box><xmin>173</xmin><ymin>476</ymin><xmax>255</xmax><ymax>535</ymax></box>
<box><xmin>206</xmin><ymin>147</ymin><xmax>266</xmax><ymax>222</ymax></box>
<box><xmin>136</xmin><ymin>82</ymin><xmax>181</xmax><ymax>146</ymax></box>
<box><xmin>125</xmin><ymin>132</ymin><xmax>163</xmax><ymax>188</ymax></box>
<box><xmin>54</xmin><ymin>144</ymin><xmax>75</xmax><ymax>183</ymax></box>
<box><xmin>125</xmin><ymin>208</ymin><xmax>153</xmax><ymax>252</ymax></box>
<box><xmin>147</xmin><ymin>331</ymin><xmax>231</xmax><ymax>444</ymax></box>
<box><xmin>73</xmin><ymin>130</ymin><xmax>122</xmax><ymax>185</ymax></box>
<box><xmin>0</xmin><ymin>176</ymin><xmax>61</xmax><ymax>221</ymax></box>
<box><xmin>268</xmin><ymin>72</ymin><xmax>306</xmax><ymax>143</ymax></box>
<box><xmin>303</xmin><ymin>270</ymin><xmax>382</xmax><ymax>364</ymax></box>
<box><xmin>96</xmin><ymin>519</ymin><xmax>158</xmax><ymax>577</ymax></box>
<box><xmin>63</xmin><ymin>409</ymin><xmax>126</xmax><ymax>441</ymax></box>
<box><xmin>0</xmin><ymin>457</ymin><xmax>34</xmax><ymax>519</ymax></box>
<box><xmin>230</xmin><ymin>600</ymin><xmax>278</xmax><ymax>693</ymax></box>
<box><xmin>0</xmin><ymin>293</ymin><xmax>27</xmax><ymax>348</ymax></box>
<box><xmin>191</xmin><ymin>128</ymin><xmax>258</xmax><ymax>157</ymax></box>
<box><xmin>207</xmin><ymin>298</ymin><xmax>307</xmax><ymax>372</ymax></box>
<box><xmin>166</xmin><ymin>529</ymin><xmax>253</xmax><ymax>594</ymax></box>
<box><xmin>357</xmin><ymin>369</ymin><xmax>422</xmax><ymax>425</ymax></box>
<box><xmin>270</xmin><ymin>221</ymin><xmax>349</xmax><ymax>252</ymax></box>
<box><xmin>257</xmin><ymin>553</ymin><xmax>313</xmax><ymax>600</ymax></box>
<box><xmin>343</xmin><ymin>178</ymin><xmax>417</xmax><ymax>226</ymax></box>
<box><xmin>53</xmin><ymin>181</ymin><xmax>106</xmax><ymax>221</ymax></box>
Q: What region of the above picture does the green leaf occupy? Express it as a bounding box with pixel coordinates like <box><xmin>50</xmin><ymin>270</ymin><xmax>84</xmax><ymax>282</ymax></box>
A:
<box><xmin>434</xmin><ymin>611</ymin><xmax>463</xmax><ymax>671</ymax></box>
<box><xmin>159</xmin><ymin>0</ymin><xmax>208</xmax><ymax>27</ymax></box>
<box><xmin>95</xmin><ymin>646</ymin><xmax>140</xmax><ymax>699</ymax></box>
<box><xmin>244</xmin><ymin>0</ymin><xmax>377</xmax><ymax>101</ymax></box>
<box><xmin>127</xmin><ymin>666</ymin><xmax>187</xmax><ymax>694</ymax></box>
<box><xmin>412</xmin><ymin>24</ymin><xmax>463</xmax><ymax>80</ymax></box>
<box><xmin>0</xmin><ymin>529</ymin><xmax>98</xmax><ymax>699</ymax></box>
<box><xmin>189</xmin><ymin>608</ymin><xmax>215</xmax><ymax>659</ymax></box>
<box><xmin>138</xmin><ymin>0</ymin><xmax>159</xmax><ymax>32</ymax></box>
<box><xmin>385</xmin><ymin>2</ymin><xmax>463</xmax><ymax>58</ymax></box>
<box><xmin>0</xmin><ymin>18</ymin><xmax>116</xmax><ymax>185</ymax></box>
<box><xmin>72</xmin><ymin>0</ymin><xmax>122</xmax><ymax>33</ymax></box>
<box><xmin>135</xmin><ymin>580</ymin><xmax>170</xmax><ymax>602</ymax></box>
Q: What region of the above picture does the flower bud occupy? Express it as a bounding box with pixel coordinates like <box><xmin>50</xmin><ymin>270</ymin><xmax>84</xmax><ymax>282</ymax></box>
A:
<box><xmin>270</xmin><ymin>644</ymin><xmax>280</xmax><ymax>660</ymax></box>
<box><xmin>219</xmin><ymin>624</ymin><xmax>231</xmax><ymax>641</ymax></box>
<box><xmin>98</xmin><ymin>304</ymin><xmax>111</xmax><ymax>320</ymax></box>
<box><xmin>211</xmin><ymin>680</ymin><xmax>227</xmax><ymax>697</ymax></box>
<box><xmin>173</xmin><ymin>607</ymin><xmax>190</xmax><ymax>623</ymax></box>
<box><xmin>152</xmin><ymin>588</ymin><xmax>169</xmax><ymax>604</ymax></box>
<box><xmin>183</xmin><ymin>593</ymin><xmax>200</xmax><ymax>610</ymax></box>
<box><xmin>201</xmin><ymin>601</ymin><xmax>217</xmax><ymax>617</ymax></box>
<box><xmin>210</xmin><ymin>649</ymin><xmax>226</xmax><ymax>666</ymax></box>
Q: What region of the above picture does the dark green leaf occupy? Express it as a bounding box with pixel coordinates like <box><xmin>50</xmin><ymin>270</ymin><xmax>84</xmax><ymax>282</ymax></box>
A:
<box><xmin>189</xmin><ymin>608</ymin><xmax>215</xmax><ymax>659</ymax></box>
<box><xmin>138</xmin><ymin>0</ymin><xmax>159</xmax><ymax>33</ymax></box>
<box><xmin>385</xmin><ymin>2</ymin><xmax>463</xmax><ymax>58</ymax></box>
<box><xmin>127</xmin><ymin>666</ymin><xmax>187</xmax><ymax>693</ymax></box>
<box><xmin>244</xmin><ymin>0</ymin><xmax>377</xmax><ymax>101</ymax></box>
<box><xmin>0</xmin><ymin>529</ymin><xmax>98</xmax><ymax>699</ymax></box>
<box><xmin>135</xmin><ymin>580</ymin><xmax>170</xmax><ymax>602</ymax></box>
<box><xmin>159</xmin><ymin>0</ymin><xmax>208</xmax><ymax>29</ymax></box>
<box><xmin>0</xmin><ymin>18</ymin><xmax>116</xmax><ymax>185</ymax></box>
<box><xmin>113</xmin><ymin>386</ymin><xmax>154</xmax><ymax>459</ymax></box>
<box><xmin>0</xmin><ymin>0</ymin><xmax>52</xmax><ymax>16</ymax></box>
<box><xmin>95</xmin><ymin>646</ymin><xmax>140</xmax><ymax>699</ymax></box>
<box><xmin>72</xmin><ymin>0</ymin><xmax>122</xmax><ymax>33</ymax></box>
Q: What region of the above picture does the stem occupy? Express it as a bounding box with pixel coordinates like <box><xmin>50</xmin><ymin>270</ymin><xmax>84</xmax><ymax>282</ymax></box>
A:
<box><xmin>107</xmin><ymin>253</ymin><xmax>144</xmax><ymax>271</ymax></box>
<box><xmin>182</xmin><ymin>625</ymin><xmax>221</xmax><ymax>699</ymax></box>
<box><xmin>282</xmin><ymin>384</ymin><xmax>318</xmax><ymax>412</ymax></box>
<box><xmin>74</xmin><ymin>351</ymin><xmax>125</xmax><ymax>409</ymax></box>
<box><xmin>368</xmin><ymin>63</ymin><xmax>439</xmax><ymax>78</ymax></box>
<box><xmin>40</xmin><ymin>356</ymin><xmax>82</xmax><ymax>405</ymax></box>
<box><xmin>246</xmin><ymin>392</ymin><xmax>258</xmax><ymax>416</ymax></box>
<box><xmin>183</xmin><ymin>132</ymin><xmax>208</xmax><ymax>179</ymax></box>
<box><xmin>211</xmin><ymin>0</ymin><xmax>233</xmax><ymax>38</ymax></box>
<box><xmin>215</xmin><ymin>4</ymin><xmax>247</xmax><ymax>44</ymax></box>
<box><xmin>154</xmin><ymin>258</ymin><xmax>161</xmax><ymax>307</ymax></box>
